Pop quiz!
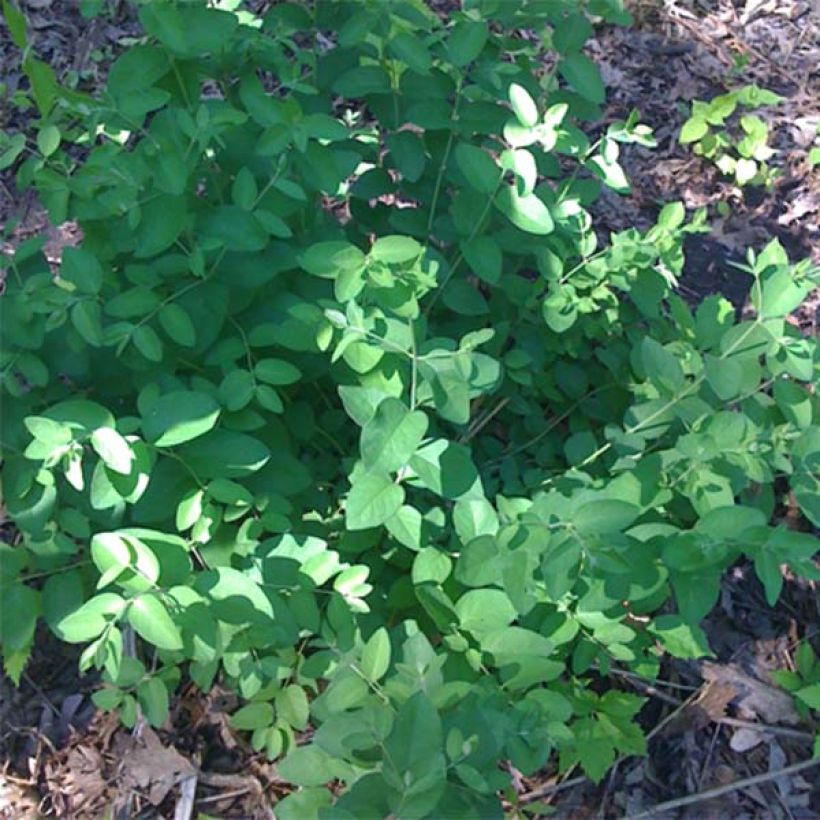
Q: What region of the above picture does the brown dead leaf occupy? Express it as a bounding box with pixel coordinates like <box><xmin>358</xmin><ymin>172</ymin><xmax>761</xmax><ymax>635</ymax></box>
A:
<box><xmin>660</xmin><ymin>679</ymin><xmax>737</xmax><ymax>736</ymax></box>
<box><xmin>116</xmin><ymin>726</ymin><xmax>195</xmax><ymax>806</ymax></box>
<box><xmin>702</xmin><ymin>662</ymin><xmax>801</xmax><ymax>725</ymax></box>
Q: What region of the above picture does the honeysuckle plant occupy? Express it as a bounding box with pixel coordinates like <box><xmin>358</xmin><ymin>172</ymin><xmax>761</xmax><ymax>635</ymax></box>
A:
<box><xmin>1</xmin><ymin>1</ymin><xmax>818</xmax><ymax>816</ymax></box>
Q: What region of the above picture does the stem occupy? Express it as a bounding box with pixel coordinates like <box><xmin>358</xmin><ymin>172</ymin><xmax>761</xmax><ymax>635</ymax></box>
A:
<box><xmin>629</xmin><ymin>758</ymin><xmax>820</xmax><ymax>820</ymax></box>
<box><xmin>565</xmin><ymin>318</ymin><xmax>771</xmax><ymax>477</ymax></box>
<box><xmin>492</xmin><ymin>383</ymin><xmax>619</xmax><ymax>464</ymax></box>
<box><xmin>409</xmin><ymin>318</ymin><xmax>418</xmax><ymax>411</ymax></box>
<box><xmin>425</xmin><ymin>78</ymin><xmax>463</xmax><ymax>240</ymax></box>
<box><xmin>424</xmin><ymin>181</ymin><xmax>499</xmax><ymax>316</ymax></box>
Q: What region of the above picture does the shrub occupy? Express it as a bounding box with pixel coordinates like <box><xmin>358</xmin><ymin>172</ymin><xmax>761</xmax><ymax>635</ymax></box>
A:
<box><xmin>1</xmin><ymin>1</ymin><xmax>818</xmax><ymax>815</ymax></box>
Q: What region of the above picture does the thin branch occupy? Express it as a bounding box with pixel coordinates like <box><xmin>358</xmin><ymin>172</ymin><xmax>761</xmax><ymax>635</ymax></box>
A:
<box><xmin>517</xmin><ymin>773</ymin><xmax>588</xmax><ymax>805</ymax></box>
<box><xmin>716</xmin><ymin>717</ymin><xmax>815</xmax><ymax>742</ymax></box>
<box><xmin>629</xmin><ymin>757</ymin><xmax>820</xmax><ymax>819</ymax></box>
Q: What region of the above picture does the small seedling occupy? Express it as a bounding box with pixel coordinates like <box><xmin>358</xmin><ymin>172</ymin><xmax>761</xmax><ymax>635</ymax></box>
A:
<box><xmin>680</xmin><ymin>84</ymin><xmax>784</xmax><ymax>188</ymax></box>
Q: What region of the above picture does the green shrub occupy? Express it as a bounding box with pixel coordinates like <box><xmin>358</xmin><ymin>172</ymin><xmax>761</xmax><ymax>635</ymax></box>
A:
<box><xmin>1</xmin><ymin>1</ymin><xmax>818</xmax><ymax>815</ymax></box>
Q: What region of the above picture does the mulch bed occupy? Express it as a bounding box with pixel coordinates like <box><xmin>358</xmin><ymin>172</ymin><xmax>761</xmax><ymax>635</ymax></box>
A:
<box><xmin>1</xmin><ymin>1</ymin><xmax>818</xmax><ymax>817</ymax></box>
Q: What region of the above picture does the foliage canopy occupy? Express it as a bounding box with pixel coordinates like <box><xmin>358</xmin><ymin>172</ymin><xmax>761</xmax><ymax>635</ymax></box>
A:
<box><xmin>1</xmin><ymin>0</ymin><xmax>818</xmax><ymax>815</ymax></box>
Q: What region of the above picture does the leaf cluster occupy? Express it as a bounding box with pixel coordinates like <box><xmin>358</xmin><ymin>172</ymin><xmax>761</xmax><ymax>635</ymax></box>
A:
<box><xmin>679</xmin><ymin>84</ymin><xmax>784</xmax><ymax>188</ymax></box>
<box><xmin>1</xmin><ymin>1</ymin><xmax>818</xmax><ymax>814</ymax></box>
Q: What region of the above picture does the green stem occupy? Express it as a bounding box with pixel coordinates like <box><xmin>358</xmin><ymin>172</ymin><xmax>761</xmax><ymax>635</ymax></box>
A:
<box><xmin>425</xmin><ymin>78</ymin><xmax>463</xmax><ymax>240</ymax></box>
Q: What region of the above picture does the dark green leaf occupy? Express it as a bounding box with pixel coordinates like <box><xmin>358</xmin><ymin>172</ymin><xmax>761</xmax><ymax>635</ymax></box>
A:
<box><xmin>142</xmin><ymin>391</ymin><xmax>221</xmax><ymax>447</ymax></box>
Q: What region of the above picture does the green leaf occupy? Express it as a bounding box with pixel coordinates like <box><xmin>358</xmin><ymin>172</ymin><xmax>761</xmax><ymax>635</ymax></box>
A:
<box><xmin>139</xmin><ymin>4</ymin><xmax>237</xmax><ymax>57</ymax></box>
<box><xmin>346</xmin><ymin>473</ymin><xmax>405</xmax><ymax>531</ymax></box>
<box><xmin>61</xmin><ymin>247</ymin><xmax>103</xmax><ymax>294</ymax></box>
<box><xmin>138</xmin><ymin>677</ymin><xmax>169</xmax><ymax>727</ymax></box>
<box><xmin>230</xmin><ymin>702</ymin><xmax>274</xmax><ymax>730</ymax></box>
<box><xmin>680</xmin><ymin>117</ymin><xmax>708</xmax><ymax>144</ymax></box>
<box><xmin>494</xmin><ymin>186</ymin><xmax>554</xmax><ymax>235</ymax></box>
<box><xmin>132</xmin><ymin>325</ymin><xmax>163</xmax><ymax>362</ymax></box>
<box><xmin>640</xmin><ymin>338</ymin><xmax>684</xmax><ymax>393</ymax></box>
<box><xmin>278</xmin><ymin>745</ymin><xmax>349</xmax><ymax>787</ymax></box>
<box><xmin>176</xmin><ymin>488</ymin><xmax>204</xmax><ymax>531</ymax></box>
<box><xmin>25</xmin><ymin>415</ymin><xmax>72</xmax><ymax>448</ymax></box>
<box><xmin>454</xmin><ymin>143</ymin><xmax>500</xmax><ymax>194</ymax></box>
<box><xmin>2</xmin><ymin>0</ymin><xmax>27</xmax><ymax>49</ymax></box>
<box><xmin>0</xmin><ymin>132</ymin><xmax>25</xmax><ymax>170</ymax></box>
<box><xmin>412</xmin><ymin>547</ymin><xmax>452</xmax><ymax>586</ymax></box>
<box><xmin>573</xmin><ymin>500</ymin><xmax>640</xmax><ymax>535</ymax></box>
<box><xmin>361</xmin><ymin>398</ymin><xmax>428</xmax><ymax>473</ymax></box>
<box><xmin>543</xmin><ymin>285</ymin><xmax>579</xmax><ymax>333</ymax></box>
<box><xmin>409</xmin><ymin>439</ymin><xmax>480</xmax><ymax>500</ymax></box>
<box><xmin>274</xmin><ymin>789</ymin><xmax>332</xmax><ymax>820</ymax></box>
<box><xmin>333</xmin><ymin>65</ymin><xmax>391</xmax><ymax>96</ymax></box>
<box><xmin>219</xmin><ymin>369</ymin><xmax>255</xmax><ymax>412</ymax></box>
<box><xmin>56</xmin><ymin>593</ymin><xmax>125</xmax><ymax>643</ymax></box>
<box><xmin>508</xmin><ymin>83</ymin><xmax>539</xmax><ymax>128</ymax></box>
<box><xmin>0</xmin><ymin>583</ymin><xmax>39</xmax><ymax>651</ymax></box>
<box><xmin>91</xmin><ymin>427</ymin><xmax>134</xmax><ymax>475</ymax></box>
<box><xmin>370</xmin><ymin>235</ymin><xmax>422</xmax><ymax>264</ymax></box>
<box><xmin>387</xmin><ymin>131</ymin><xmax>427</xmax><ymax>182</ymax></box>
<box><xmin>558</xmin><ymin>53</ymin><xmax>605</xmax><ymax>104</ymax></box>
<box><xmin>23</xmin><ymin>56</ymin><xmax>57</xmax><ymax>116</ymax></box>
<box><xmin>255</xmin><ymin>384</ymin><xmax>284</xmax><ymax>413</ymax></box>
<box><xmin>135</xmin><ymin>195</ymin><xmax>186</xmax><ymax>258</ymax></box>
<box><xmin>448</xmin><ymin>19</ymin><xmax>488</xmax><ymax>66</ymax></box>
<box><xmin>195</xmin><ymin>567</ymin><xmax>273</xmax><ymax>622</ymax></box>
<box><xmin>42</xmin><ymin>571</ymin><xmax>85</xmax><ymax>640</ymax></box>
<box><xmin>232</xmin><ymin>167</ymin><xmax>258</xmax><ymax>210</ymax></box>
<box><xmin>462</xmin><ymin>236</ymin><xmax>502</xmax><ymax>285</ymax></box>
<box><xmin>277</xmin><ymin>684</ymin><xmax>309</xmax><ymax>731</ymax></box>
<box><xmin>178</xmin><ymin>430</ymin><xmax>270</xmax><ymax>477</ymax></box>
<box><xmin>383</xmin><ymin>692</ymin><xmax>446</xmax><ymax>817</ymax></box>
<box><xmin>704</xmin><ymin>355</ymin><xmax>743</xmax><ymax>401</ymax></box>
<box><xmin>759</xmin><ymin>269</ymin><xmax>810</xmax><ymax>319</ymax></box>
<box><xmin>254</xmin><ymin>210</ymin><xmax>293</xmax><ymax>239</ymax></box>
<box><xmin>37</xmin><ymin>124</ymin><xmax>60</xmax><ymax>157</ymax></box>
<box><xmin>299</xmin><ymin>241</ymin><xmax>365</xmax><ymax>279</ymax></box>
<box><xmin>453</xmin><ymin>498</ymin><xmax>498</xmax><ymax>542</ymax></box>
<box><xmin>71</xmin><ymin>301</ymin><xmax>103</xmax><ymax>346</ymax></box>
<box><xmin>587</xmin><ymin>155</ymin><xmax>630</xmax><ymax>194</ymax></box>
<box><xmin>198</xmin><ymin>206</ymin><xmax>268</xmax><ymax>252</ymax></box>
<box><xmin>455</xmin><ymin>589</ymin><xmax>517</xmax><ymax>634</ymax></box>
<box><xmin>142</xmin><ymin>391</ymin><xmax>221</xmax><ymax>447</ymax></box>
<box><xmin>158</xmin><ymin>303</ymin><xmax>196</xmax><ymax>347</ymax></box>
<box><xmin>553</xmin><ymin>13</ymin><xmax>593</xmax><ymax>54</ymax></box>
<box><xmin>360</xmin><ymin>626</ymin><xmax>391</xmax><ymax>682</ymax></box>
<box><xmin>649</xmin><ymin>615</ymin><xmax>713</xmax><ymax>659</ymax></box>
<box><xmin>774</xmin><ymin>380</ymin><xmax>812</xmax><ymax>429</ymax></box>
<box><xmin>753</xmin><ymin>549</ymin><xmax>783</xmax><ymax>606</ymax></box>
<box><xmin>127</xmin><ymin>594</ymin><xmax>183</xmax><ymax>651</ymax></box>
<box><xmin>795</xmin><ymin>683</ymin><xmax>820</xmax><ymax>710</ymax></box>
<box><xmin>388</xmin><ymin>32</ymin><xmax>432</xmax><ymax>74</ymax></box>
<box><xmin>254</xmin><ymin>358</ymin><xmax>301</xmax><ymax>386</ymax></box>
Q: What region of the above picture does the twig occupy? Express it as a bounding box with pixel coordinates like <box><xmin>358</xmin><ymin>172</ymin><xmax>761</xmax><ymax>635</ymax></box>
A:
<box><xmin>173</xmin><ymin>775</ymin><xmax>198</xmax><ymax>820</ymax></box>
<box><xmin>611</xmin><ymin>669</ymin><xmax>683</xmax><ymax>707</ymax></box>
<box><xmin>460</xmin><ymin>397</ymin><xmax>510</xmax><ymax>444</ymax></box>
<box><xmin>22</xmin><ymin>672</ymin><xmax>62</xmax><ymax>718</ymax></box>
<box><xmin>517</xmin><ymin>773</ymin><xmax>588</xmax><ymax>804</ymax></box>
<box><xmin>628</xmin><ymin>758</ymin><xmax>820</xmax><ymax>819</ymax></box>
<box><xmin>195</xmin><ymin>786</ymin><xmax>253</xmax><ymax>805</ymax></box>
<box><xmin>716</xmin><ymin>717</ymin><xmax>815</xmax><ymax>742</ymax></box>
